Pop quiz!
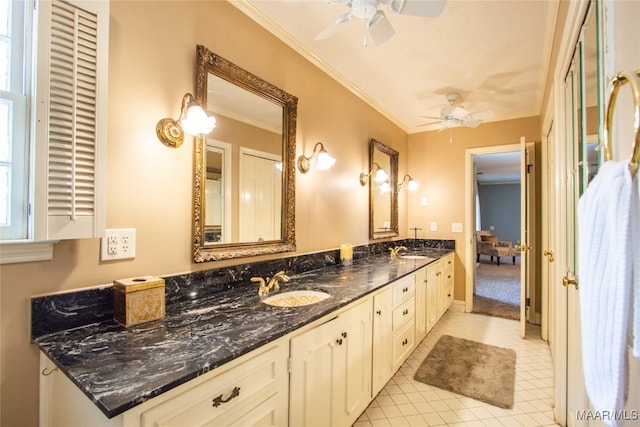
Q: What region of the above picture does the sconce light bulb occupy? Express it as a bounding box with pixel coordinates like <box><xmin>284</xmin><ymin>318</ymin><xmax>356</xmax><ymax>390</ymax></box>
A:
<box><xmin>407</xmin><ymin>179</ymin><xmax>419</xmax><ymax>191</ymax></box>
<box><xmin>374</xmin><ymin>168</ymin><xmax>389</xmax><ymax>183</ymax></box>
<box><xmin>316</xmin><ymin>149</ymin><xmax>336</xmax><ymax>170</ymax></box>
<box><xmin>181</xmin><ymin>104</ymin><xmax>216</xmax><ymax>135</ymax></box>
<box><xmin>379</xmin><ymin>181</ymin><xmax>391</xmax><ymax>193</ymax></box>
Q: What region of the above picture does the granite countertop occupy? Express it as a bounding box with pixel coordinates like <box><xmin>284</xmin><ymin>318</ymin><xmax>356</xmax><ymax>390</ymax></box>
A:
<box><xmin>35</xmin><ymin>249</ymin><xmax>451</xmax><ymax>418</ymax></box>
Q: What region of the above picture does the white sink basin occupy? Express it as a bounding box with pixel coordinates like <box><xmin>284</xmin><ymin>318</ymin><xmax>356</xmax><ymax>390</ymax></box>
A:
<box><xmin>399</xmin><ymin>255</ymin><xmax>428</xmax><ymax>259</ymax></box>
<box><xmin>262</xmin><ymin>290</ymin><xmax>330</xmax><ymax>307</ymax></box>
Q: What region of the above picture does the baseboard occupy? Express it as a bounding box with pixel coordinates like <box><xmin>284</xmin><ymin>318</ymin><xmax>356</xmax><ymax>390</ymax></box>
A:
<box><xmin>450</xmin><ymin>300</ymin><xmax>465</xmax><ymax>312</ymax></box>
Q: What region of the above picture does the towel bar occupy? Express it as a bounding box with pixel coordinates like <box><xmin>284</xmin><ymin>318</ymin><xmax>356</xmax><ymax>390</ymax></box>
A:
<box><xmin>603</xmin><ymin>69</ymin><xmax>640</xmax><ymax>175</ymax></box>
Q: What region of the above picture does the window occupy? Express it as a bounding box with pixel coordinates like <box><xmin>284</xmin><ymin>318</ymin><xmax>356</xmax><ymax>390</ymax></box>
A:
<box><xmin>0</xmin><ymin>0</ymin><xmax>30</xmax><ymax>241</ymax></box>
<box><xmin>0</xmin><ymin>0</ymin><xmax>108</xmax><ymax>264</ymax></box>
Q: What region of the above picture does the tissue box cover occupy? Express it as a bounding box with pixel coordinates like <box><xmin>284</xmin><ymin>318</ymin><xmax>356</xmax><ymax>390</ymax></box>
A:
<box><xmin>113</xmin><ymin>276</ymin><xmax>165</xmax><ymax>327</ymax></box>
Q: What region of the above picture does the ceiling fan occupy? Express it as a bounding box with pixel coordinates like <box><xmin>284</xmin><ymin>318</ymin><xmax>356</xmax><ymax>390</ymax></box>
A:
<box><xmin>419</xmin><ymin>92</ymin><xmax>496</xmax><ymax>130</ymax></box>
<box><xmin>314</xmin><ymin>0</ymin><xmax>446</xmax><ymax>47</ymax></box>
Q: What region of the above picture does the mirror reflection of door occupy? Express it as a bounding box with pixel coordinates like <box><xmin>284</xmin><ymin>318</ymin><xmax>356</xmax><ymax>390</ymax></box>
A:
<box><xmin>239</xmin><ymin>147</ymin><xmax>282</xmax><ymax>243</ymax></box>
<box><xmin>205</xmin><ymin>140</ymin><xmax>232</xmax><ymax>244</ymax></box>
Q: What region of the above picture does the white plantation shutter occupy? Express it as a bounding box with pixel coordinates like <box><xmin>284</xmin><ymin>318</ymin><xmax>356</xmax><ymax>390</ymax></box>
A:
<box><xmin>34</xmin><ymin>0</ymin><xmax>108</xmax><ymax>240</ymax></box>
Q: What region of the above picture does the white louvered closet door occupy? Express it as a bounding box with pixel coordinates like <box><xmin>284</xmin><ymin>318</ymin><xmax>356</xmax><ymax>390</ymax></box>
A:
<box><xmin>34</xmin><ymin>0</ymin><xmax>109</xmax><ymax>241</ymax></box>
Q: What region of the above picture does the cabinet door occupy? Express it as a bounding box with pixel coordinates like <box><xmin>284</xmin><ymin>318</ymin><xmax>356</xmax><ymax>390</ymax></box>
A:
<box><xmin>290</xmin><ymin>299</ymin><xmax>372</xmax><ymax>427</ymax></box>
<box><xmin>414</xmin><ymin>267</ymin><xmax>427</xmax><ymax>343</ymax></box>
<box><xmin>426</xmin><ymin>262</ymin><xmax>439</xmax><ymax>332</ymax></box>
<box><xmin>290</xmin><ymin>316</ymin><xmax>341</xmax><ymax>427</ymax></box>
<box><xmin>337</xmin><ymin>300</ymin><xmax>373</xmax><ymax>427</ymax></box>
<box><xmin>372</xmin><ymin>287</ymin><xmax>394</xmax><ymax>395</ymax></box>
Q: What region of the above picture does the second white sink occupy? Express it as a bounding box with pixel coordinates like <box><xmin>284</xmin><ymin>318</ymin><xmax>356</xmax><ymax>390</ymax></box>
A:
<box><xmin>262</xmin><ymin>290</ymin><xmax>330</xmax><ymax>307</ymax></box>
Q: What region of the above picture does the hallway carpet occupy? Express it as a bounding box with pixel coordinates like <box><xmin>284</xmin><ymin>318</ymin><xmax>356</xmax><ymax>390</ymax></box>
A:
<box><xmin>473</xmin><ymin>258</ymin><xmax>520</xmax><ymax>320</ymax></box>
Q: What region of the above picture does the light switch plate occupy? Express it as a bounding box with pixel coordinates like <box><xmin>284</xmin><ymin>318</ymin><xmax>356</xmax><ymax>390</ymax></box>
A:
<box><xmin>452</xmin><ymin>223</ymin><xmax>463</xmax><ymax>233</ymax></box>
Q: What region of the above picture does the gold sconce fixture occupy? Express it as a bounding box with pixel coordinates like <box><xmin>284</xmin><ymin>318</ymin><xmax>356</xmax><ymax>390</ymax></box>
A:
<box><xmin>156</xmin><ymin>93</ymin><xmax>216</xmax><ymax>148</ymax></box>
<box><xmin>398</xmin><ymin>174</ymin><xmax>419</xmax><ymax>191</ymax></box>
<box><xmin>360</xmin><ymin>162</ymin><xmax>389</xmax><ymax>186</ymax></box>
<box><xmin>297</xmin><ymin>142</ymin><xmax>336</xmax><ymax>173</ymax></box>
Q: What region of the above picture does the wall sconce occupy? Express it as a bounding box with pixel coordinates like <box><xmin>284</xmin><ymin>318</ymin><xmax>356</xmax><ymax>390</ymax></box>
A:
<box><xmin>360</xmin><ymin>162</ymin><xmax>389</xmax><ymax>186</ymax></box>
<box><xmin>297</xmin><ymin>142</ymin><xmax>336</xmax><ymax>173</ymax></box>
<box><xmin>156</xmin><ymin>93</ymin><xmax>216</xmax><ymax>148</ymax></box>
<box><xmin>398</xmin><ymin>174</ymin><xmax>419</xmax><ymax>191</ymax></box>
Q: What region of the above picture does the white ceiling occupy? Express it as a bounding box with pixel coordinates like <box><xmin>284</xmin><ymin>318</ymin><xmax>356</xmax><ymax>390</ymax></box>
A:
<box><xmin>233</xmin><ymin>0</ymin><xmax>558</xmax><ymax>133</ymax></box>
<box><xmin>474</xmin><ymin>151</ymin><xmax>521</xmax><ymax>184</ymax></box>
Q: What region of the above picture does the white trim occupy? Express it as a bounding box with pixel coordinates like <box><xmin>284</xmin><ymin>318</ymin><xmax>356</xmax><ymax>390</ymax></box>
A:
<box><xmin>229</xmin><ymin>0</ymin><xmax>407</xmax><ymax>133</ymax></box>
<box><xmin>0</xmin><ymin>240</ymin><xmax>57</xmax><ymax>264</ymax></box>
<box><xmin>464</xmin><ymin>144</ymin><xmax>521</xmax><ymax>314</ymax></box>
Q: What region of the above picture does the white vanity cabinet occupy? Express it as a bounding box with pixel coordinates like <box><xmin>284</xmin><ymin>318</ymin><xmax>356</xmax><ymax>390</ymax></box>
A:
<box><xmin>371</xmin><ymin>286</ymin><xmax>393</xmax><ymax>395</ymax></box>
<box><xmin>39</xmin><ymin>339</ymin><xmax>289</xmax><ymax>427</ymax></box>
<box><xmin>289</xmin><ymin>298</ymin><xmax>372</xmax><ymax>427</ymax></box>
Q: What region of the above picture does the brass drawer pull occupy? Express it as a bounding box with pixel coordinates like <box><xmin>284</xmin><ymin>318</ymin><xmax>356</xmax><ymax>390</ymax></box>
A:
<box><xmin>403</xmin><ymin>309</ymin><xmax>409</xmax><ymax>315</ymax></box>
<box><xmin>212</xmin><ymin>386</ymin><xmax>241</xmax><ymax>407</ymax></box>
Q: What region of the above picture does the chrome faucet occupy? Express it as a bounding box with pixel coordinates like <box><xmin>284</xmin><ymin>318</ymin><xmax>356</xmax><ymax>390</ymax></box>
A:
<box><xmin>389</xmin><ymin>246</ymin><xmax>407</xmax><ymax>258</ymax></box>
<box><xmin>252</xmin><ymin>271</ymin><xmax>290</xmax><ymax>297</ymax></box>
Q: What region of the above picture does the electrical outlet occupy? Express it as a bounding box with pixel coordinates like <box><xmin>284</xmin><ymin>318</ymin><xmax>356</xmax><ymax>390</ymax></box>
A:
<box><xmin>101</xmin><ymin>228</ymin><xmax>136</xmax><ymax>261</ymax></box>
<box><xmin>452</xmin><ymin>223</ymin><xmax>463</xmax><ymax>233</ymax></box>
<box><xmin>430</xmin><ymin>222</ymin><xmax>438</xmax><ymax>231</ymax></box>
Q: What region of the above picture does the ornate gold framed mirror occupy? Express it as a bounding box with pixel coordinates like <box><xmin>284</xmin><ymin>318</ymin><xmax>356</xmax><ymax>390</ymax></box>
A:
<box><xmin>369</xmin><ymin>139</ymin><xmax>398</xmax><ymax>240</ymax></box>
<box><xmin>193</xmin><ymin>45</ymin><xmax>298</xmax><ymax>262</ymax></box>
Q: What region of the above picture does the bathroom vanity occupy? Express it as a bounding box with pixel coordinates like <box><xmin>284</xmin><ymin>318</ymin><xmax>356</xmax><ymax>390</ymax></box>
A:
<box><xmin>35</xmin><ymin>248</ymin><xmax>455</xmax><ymax>427</ymax></box>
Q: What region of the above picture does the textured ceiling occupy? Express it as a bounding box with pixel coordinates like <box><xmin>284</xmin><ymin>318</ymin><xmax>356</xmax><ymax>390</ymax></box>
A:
<box><xmin>233</xmin><ymin>0</ymin><xmax>558</xmax><ymax>133</ymax></box>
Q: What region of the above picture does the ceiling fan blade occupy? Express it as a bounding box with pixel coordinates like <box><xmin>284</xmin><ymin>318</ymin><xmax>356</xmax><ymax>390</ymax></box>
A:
<box><xmin>387</xmin><ymin>0</ymin><xmax>446</xmax><ymax>17</ymax></box>
<box><xmin>469</xmin><ymin>109</ymin><xmax>495</xmax><ymax>121</ymax></box>
<box><xmin>420</xmin><ymin>115</ymin><xmax>443</xmax><ymax>120</ymax></box>
<box><xmin>463</xmin><ymin>119</ymin><xmax>483</xmax><ymax>128</ymax></box>
<box><xmin>314</xmin><ymin>12</ymin><xmax>351</xmax><ymax>40</ymax></box>
<box><xmin>416</xmin><ymin>120</ymin><xmax>442</xmax><ymax>127</ymax></box>
<box><xmin>367</xmin><ymin>10</ymin><xmax>395</xmax><ymax>46</ymax></box>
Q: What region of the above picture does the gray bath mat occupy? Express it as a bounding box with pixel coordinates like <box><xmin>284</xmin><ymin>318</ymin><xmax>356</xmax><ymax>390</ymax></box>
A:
<box><xmin>414</xmin><ymin>335</ymin><xmax>516</xmax><ymax>408</ymax></box>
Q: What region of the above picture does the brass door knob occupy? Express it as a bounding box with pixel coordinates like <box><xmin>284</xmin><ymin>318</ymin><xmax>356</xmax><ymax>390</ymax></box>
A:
<box><xmin>562</xmin><ymin>275</ymin><xmax>579</xmax><ymax>289</ymax></box>
<box><xmin>543</xmin><ymin>250</ymin><xmax>555</xmax><ymax>262</ymax></box>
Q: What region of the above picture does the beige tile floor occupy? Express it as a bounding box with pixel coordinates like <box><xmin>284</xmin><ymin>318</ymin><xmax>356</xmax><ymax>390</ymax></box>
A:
<box><xmin>355</xmin><ymin>310</ymin><xmax>559</xmax><ymax>427</ymax></box>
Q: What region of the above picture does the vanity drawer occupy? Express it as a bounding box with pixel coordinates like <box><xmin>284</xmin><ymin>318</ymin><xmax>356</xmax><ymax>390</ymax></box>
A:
<box><xmin>137</xmin><ymin>342</ymin><xmax>288</xmax><ymax>427</ymax></box>
<box><xmin>392</xmin><ymin>298</ymin><xmax>414</xmax><ymax>331</ymax></box>
<box><xmin>392</xmin><ymin>321</ymin><xmax>415</xmax><ymax>370</ymax></box>
<box><xmin>392</xmin><ymin>275</ymin><xmax>415</xmax><ymax>306</ymax></box>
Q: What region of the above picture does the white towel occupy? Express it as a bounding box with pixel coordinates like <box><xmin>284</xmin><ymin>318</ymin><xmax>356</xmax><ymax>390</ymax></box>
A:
<box><xmin>578</xmin><ymin>160</ymin><xmax>635</xmax><ymax>426</ymax></box>
<box><xmin>633</xmin><ymin>166</ymin><xmax>640</xmax><ymax>359</ymax></box>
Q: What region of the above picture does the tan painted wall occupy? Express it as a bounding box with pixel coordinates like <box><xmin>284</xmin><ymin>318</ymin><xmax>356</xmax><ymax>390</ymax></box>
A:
<box><xmin>406</xmin><ymin>116</ymin><xmax>541</xmax><ymax>302</ymax></box>
<box><xmin>0</xmin><ymin>2</ymin><xmax>408</xmax><ymax>425</ymax></box>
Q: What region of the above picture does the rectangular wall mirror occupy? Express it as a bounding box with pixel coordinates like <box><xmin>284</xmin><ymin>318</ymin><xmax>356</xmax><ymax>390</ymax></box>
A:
<box><xmin>369</xmin><ymin>139</ymin><xmax>398</xmax><ymax>240</ymax></box>
<box><xmin>193</xmin><ymin>45</ymin><xmax>298</xmax><ymax>262</ymax></box>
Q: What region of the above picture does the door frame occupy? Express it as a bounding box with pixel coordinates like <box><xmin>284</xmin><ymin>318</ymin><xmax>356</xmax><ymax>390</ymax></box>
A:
<box><xmin>464</xmin><ymin>143</ymin><xmax>533</xmax><ymax>337</ymax></box>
